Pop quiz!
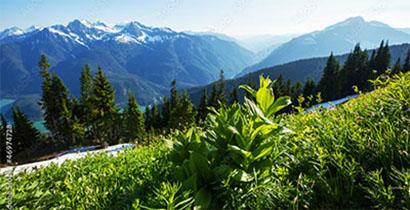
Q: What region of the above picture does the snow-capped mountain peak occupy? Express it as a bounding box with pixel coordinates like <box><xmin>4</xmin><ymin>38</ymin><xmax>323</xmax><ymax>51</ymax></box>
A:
<box><xmin>26</xmin><ymin>25</ymin><xmax>42</xmax><ymax>32</ymax></box>
<box><xmin>0</xmin><ymin>27</ymin><xmax>25</xmax><ymax>39</ymax></box>
<box><xmin>0</xmin><ymin>19</ymin><xmax>185</xmax><ymax>46</ymax></box>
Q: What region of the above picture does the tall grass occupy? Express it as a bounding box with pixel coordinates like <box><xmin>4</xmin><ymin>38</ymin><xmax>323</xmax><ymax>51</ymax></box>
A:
<box><xmin>0</xmin><ymin>143</ymin><xmax>173</xmax><ymax>209</ymax></box>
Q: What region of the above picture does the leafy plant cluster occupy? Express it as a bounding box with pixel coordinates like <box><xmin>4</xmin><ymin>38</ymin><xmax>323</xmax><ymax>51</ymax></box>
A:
<box><xmin>166</xmin><ymin>76</ymin><xmax>292</xmax><ymax>209</ymax></box>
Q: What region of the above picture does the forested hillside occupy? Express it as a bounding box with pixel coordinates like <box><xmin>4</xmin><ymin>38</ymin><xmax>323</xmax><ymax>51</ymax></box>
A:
<box><xmin>189</xmin><ymin>43</ymin><xmax>410</xmax><ymax>104</ymax></box>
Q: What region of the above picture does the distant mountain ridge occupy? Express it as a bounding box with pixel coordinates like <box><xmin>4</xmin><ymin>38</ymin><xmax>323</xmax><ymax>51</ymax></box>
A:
<box><xmin>237</xmin><ymin>16</ymin><xmax>410</xmax><ymax>77</ymax></box>
<box><xmin>0</xmin><ymin>19</ymin><xmax>255</xmax><ymax>105</ymax></box>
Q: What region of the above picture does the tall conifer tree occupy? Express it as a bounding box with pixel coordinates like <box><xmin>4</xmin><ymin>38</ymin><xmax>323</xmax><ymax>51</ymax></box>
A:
<box><xmin>124</xmin><ymin>92</ymin><xmax>145</xmax><ymax>142</ymax></box>
<box><xmin>91</xmin><ymin>67</ymin><xmax>117</xmax><ymax>145</ymax></box>
<box><xmin>197</xmin><ymin>89</ymin><xmax>209</xmax><ymax>122</ymax></box>
<box><xmin>230</xmin><ymin>87</ymin><xmax>239</xmax><ymax>105</ymax></box>
<box><xmin>318</xmin><ymin>53</ymin><xmax>341</xmax><ymax>101</ymax></box>
<box><xmin>12</xmin><ymin>107</ymin><xmax>40</xmax><ymax>153</ymax></box>
<box><xmin>340</xmin><ymin>44</ymin><xmax>368</xmax><ymax>96</ymax></box>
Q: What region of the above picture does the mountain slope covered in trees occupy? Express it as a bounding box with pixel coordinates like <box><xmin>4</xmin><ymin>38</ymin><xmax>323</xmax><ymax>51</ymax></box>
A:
<box><xmin>189</xmin><ymin>43</ymin><xmax>410</xmax><ymax>104</ymax></box>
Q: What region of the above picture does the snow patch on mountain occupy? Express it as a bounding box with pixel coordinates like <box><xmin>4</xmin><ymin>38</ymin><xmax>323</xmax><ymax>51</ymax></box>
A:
<box><xmin>115</xmin><ymin>34</ymin><xmax>139</xmax><ymax>43</ymax></box>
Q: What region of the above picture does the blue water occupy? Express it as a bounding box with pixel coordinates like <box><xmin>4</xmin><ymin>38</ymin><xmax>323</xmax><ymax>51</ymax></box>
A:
<box><xmin>33</xmin><ymin>120</ymin><xmax>48</xmax><ymax>133</ymax></box>
<box><xmin>0</xmin><ymin>99</ymin><xmax>15</xmax><ymax>111</ymax></box>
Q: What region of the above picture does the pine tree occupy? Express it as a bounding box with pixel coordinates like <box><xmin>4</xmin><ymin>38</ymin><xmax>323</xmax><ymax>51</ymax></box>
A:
<box><xmin>197</xmin><ymin>89</ymin><xmax>209</xmax><ymax>122</ymax></box>
<box><xmin>285</xmin><ymin>80</ymin><xmax>292</xmax><ymax>96</ymax></box>
<box><xmin>38</xmin><ymin>55</ymin><xmax>56</xmax><ymax>139</ymax></box>
<box><xmin>145</xmin><ymin>106</ymin><xmax>152</xmax><ymax>130</ymax></box>
<box><xmin>80</xmin><ymin>64</ymin><xmax>94</xmax><ymax>103</ymax></box>
<box><xmin>209</xmin><ymin>84</ymin><xmax>218</xmax><ymax>108</ymax></box>
<box><xmin>217</xmin><ymin>70</ymin><xmax>226</xmax><ymax>105</ymax></box>
<box><xmin>368</xmin><ymin>50</ymin><xmax>378</xmax><ymax>81</ymax></box>
<box><xmin>374</xmin><ymin>41</ymin><xmax>391</xmax><ymax>76</ymax></box>
<box><xmin>302</xmin><ymin>79</ymin><xmax>317</xmax><ymax>107</ymax></box>
<box><xmin>318</xmin><ymin>53</ymin><xmax>341</xmax><ymax>101</ymax></box>
<box><xmin>339</xmin><ymin>44</ymin><xmax>369</xmax><ymax>96</ymax></box>
<box><xmin>392</xmin><ymin>58</ymin><xmax>402</xmax><ymax>75</ymax></box>
<box><xmin>170</xmin><ymin>80</ymin><xmax>178</xmax><ymax>109</ymax></box>
<box><xmin>91</xmin><ymin>67</ymin><xmax>118</xmax><ymax>145</ymax></box>
<box><xmin>303</xmin><ymin>79</ymin><xmax>316</xmax><ymax>98</ymax></box>
<box><xmin>50</xmin><ymin>74</ymin><xmax>76</xmax><ymax>145</ymax></box>
<box><xmin>273</xmin><ymin>75</ymin><xmax>285</xmax><ymax>97</ymax></box>
<box><xmin>230</xmin><ymin>87</ymin><xmax>239</xmax><ymax>105</ymax></box>
<box><xmin>79</xmin><ymin>65</ymin><xmax>94</xmax><ymax>120</ymax></box>
<box><xmin>161</xmin><ymin>97</ymin><xmax>171</xmax><ymax>129</ymax></box>
<box><xmin>39</xmin><ymin>54</ymin><xmax>51</xmax><ymax>77</ymax></box>
<box><xmin>123</xmin><ymin>91</ymin><xmax>145</xmax><ymax>143</ymax></box>
<box><xmin>403</xmin><ymin>49</ymin><xmax>410</xmax><ymax>73</ymax></box>
<box><xmin>69</xmin><ymin>98</ymin><xmax>85</xmax><ymax>145</ymax></box>
<box><xmin>291</xmin><ymin>82</ymin><xmax>303</xmax><ymax>98</ymax></box>
<box><xmin>209</xmin><ymin>70</ymin><xmax>226</xmax><ymax>109</ymax></box>
<box><xmin>38</xmin><ymin>55</ymin><xmax>76</xmax><ymax>146</ymax></box>
<box><xmin>150</xmin><ymin>103</ymin><xmax>161</xmax><ymax>130</ymax></box>
<box><xmin>12</xmin><ymin>107</ymin><xmax>40</xmax><ymax>153</ymax></box>
<box><xmin>170</xmin><ymin>92</ymin><xmax>196</xmax><ymax>130</ymax></box>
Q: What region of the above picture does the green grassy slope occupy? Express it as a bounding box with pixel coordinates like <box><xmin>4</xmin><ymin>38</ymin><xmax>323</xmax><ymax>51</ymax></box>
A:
<box><xmin>1</xmin><ymin>73</ymin><xmax>409</xmax><ymax>209</ymax></box>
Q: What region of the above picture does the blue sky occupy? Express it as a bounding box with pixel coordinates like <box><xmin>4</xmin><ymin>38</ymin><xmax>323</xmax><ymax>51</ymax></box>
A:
<box><xmin>1</xmin><ymin>0</ymin><xmax>409</xmax><ymax>36</ymax></box>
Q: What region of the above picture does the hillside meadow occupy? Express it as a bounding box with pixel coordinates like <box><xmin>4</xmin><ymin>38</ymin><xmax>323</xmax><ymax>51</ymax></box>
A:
<box><xmin>1</xmin><ymin>72</ymin><xmax>409</xmax><ymax>209</ymax></box>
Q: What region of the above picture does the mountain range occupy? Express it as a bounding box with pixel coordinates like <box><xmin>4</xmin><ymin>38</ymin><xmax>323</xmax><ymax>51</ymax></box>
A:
<box><xmin>0</xmin><ymin>20</ymin><xmax>254</xmax><ymax>105</ymax></box>
<box><xmin>237</xmin><ymin>16</ymin><xmax>410</xmax><ymax>77</ymax></box>
<box><xmin>1</xmin><ymin>16</ymin><xmax>410</xmax><ymax>120</ymax></box>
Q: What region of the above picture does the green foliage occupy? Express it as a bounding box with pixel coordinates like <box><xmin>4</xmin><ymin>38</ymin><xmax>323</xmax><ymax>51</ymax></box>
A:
<box><xmin>208</xmin><ymin>70</ymin><xmax>226</xmax><ymax>109</ymax></box>
<box><xmin>374</xmin><ymin>40</ymin><xmax>391</xmax><ymax>76</ymax></box>
<box><xmin>12</xmin><ymin>107</ymin><xmax>40</xmax><ymax>154</ymax></box>
<box><xmin>2</xmin><ymin>72</ymin><xmax>410</xmax><ymax>209</ymax></box>
<box><xmin>90</xmin><ymin>67</ymin><xmax>119</xmax><ymax>145</ymax></box>
<box><xmin>149</xmin><ymin>80</ymin><xmax>197</xmax><ymax>131</ymax></box>
<box><xmin>318</xmin><ymin>53</ymin><xmax>341</xmax><ymax>100</ymax></box>
<box><xmin>340</xmin><ymin>44</ymin><xmax>370</xmax><ymax>95</ymax></box>
<box><xmin>79</xmin><ymin>64</ymin><xmax>94</xmax><ymax>139</ymax></box>
<box><xmin>135</xmin><ymin>182</ymin><xmax>194</xmax><ymax>210</ymax></box>
<box><xmin>0</xmin><ymin>143</ymin><xmax>172</xmax><ymax>209</ymax></box>
<box><xmin>38</xmin><ymin>55</ymin><xmax>80</xmax><ymax>146</ymax></box>
<box><xmin>168</xmin><ymin>76</ymin><xmax>291</xmax><ymax>208</ymax></box>
<box><xmin>196</xmin><ymin>89</ymin><xmax>208</xmax><ymax>123</ymax></box>
<box><xmin>124</xmin><ymin>92</ymin><xmax>146</xmax><ymax>143</ymax></box>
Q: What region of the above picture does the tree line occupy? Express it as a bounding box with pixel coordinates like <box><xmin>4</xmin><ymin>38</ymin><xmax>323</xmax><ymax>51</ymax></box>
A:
<box><xmin>256</xmin><ymin>41</ymin><xmax>410</xmax><ymax>108</ymax></box>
